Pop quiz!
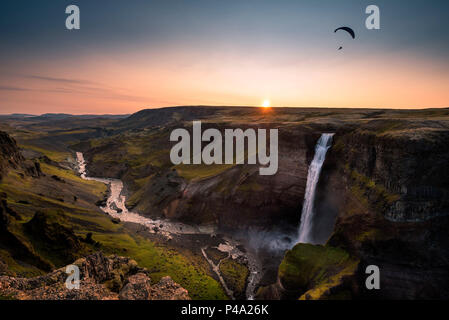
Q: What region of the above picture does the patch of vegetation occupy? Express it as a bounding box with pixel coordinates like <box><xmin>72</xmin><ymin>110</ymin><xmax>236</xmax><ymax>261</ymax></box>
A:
<box><xmin>174</xmin><ymin>163</ymin><xmax>234</xmax><ymax>181</ymax></box>
<box><xmin>219</xmin><ymin>258</ymin><xmax>249</xmax><ymax>299</ymax></box>
<box><xmin>0</xmin><ymin>156</ymin><xmax>227</xmax><ymax>299</ymax></box>
<box><xmin>279</xmin><ymin>243</ymin><xmax>358</xmax><ymax>299</ymax></box>
<box><xmin>0</xmin><ymin>293</ymin><xmax>16</xmax><ymax>300</ymax></box>
<box><xmin>19</xmin><ymin>144</ymin><xmax>70</xmax><ymax>162</ymax></box>
<box><xmin>349</xmin><ymin>168</ymin><xmax>400</xmax><ymax>212</ymax></box>
<box><xmin>39</xmin><ymin>162</ymin><xmax>107</xmax><ymax>198</ymax></box>
<box><xmin>94</xmin><ymin>232</ymin><xmax>227</xmax><ymax>299</ymax></box>
<box><xmin>22</xmin><ymin>210</ymin><xmax>93</xmax><ymax>268</ymax></box>
<box><xmin>205</xmin><ymin>247</ymin><xmax>228</xmax><ymax>265</ymax></box>
<box><xmin>237</xmin><ymin>181</ymin><xmax>263</xmax><ymax>192</ymax></box>
<box><xmin>0</xmin><ymin>249</ymin><xmax>43</xmax><ymax>277</ymax></box>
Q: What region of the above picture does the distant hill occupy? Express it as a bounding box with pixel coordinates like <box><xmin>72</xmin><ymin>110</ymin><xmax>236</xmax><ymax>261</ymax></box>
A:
<box><xmin>34</xmin><ymin>113</ymin><xmax>130</xmax><ymax>120</ymax></box>
<box><xmin>0</xmin><ymin>113</ymin><xmax>129</xmax><ymax>120</ymax></box>
<box><xmin>117</xmin><ymin>106</ymin><xmax>231</xmax><ymax>130</ymax></box>
<box><xmin>0</xmin><ymin>113</ymin><xmax>36</xmax><ymax>119</ymax></box>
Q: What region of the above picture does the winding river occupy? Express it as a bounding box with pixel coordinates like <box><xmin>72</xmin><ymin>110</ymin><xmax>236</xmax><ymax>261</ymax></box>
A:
<box><xmin>76</xmin><ymin>152</ymin><xmax>213</xmax><ymax>236</ymax></box>
<box><xmin>75</xmin><ymin>152</ymin><xmax>261</xmax><ymax>300</ymax></box>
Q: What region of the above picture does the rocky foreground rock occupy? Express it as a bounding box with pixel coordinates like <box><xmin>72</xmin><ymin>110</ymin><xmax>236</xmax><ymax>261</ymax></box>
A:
<box><xmin>0</xmin><ymin>252</ymin><xmax>190</xmax><ymax>300</ymax></box>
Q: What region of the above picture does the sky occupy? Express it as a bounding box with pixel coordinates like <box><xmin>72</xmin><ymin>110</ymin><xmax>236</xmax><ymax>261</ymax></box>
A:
<box><xmin>0</xmin><ymin>0</ymin><xmax>448</xmax><ymax>114</ymax></box>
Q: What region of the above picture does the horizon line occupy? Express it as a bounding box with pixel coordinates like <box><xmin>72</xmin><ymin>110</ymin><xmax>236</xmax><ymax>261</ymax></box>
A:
<box><xmin>1</xmin><ymin>104</ymin><xmax>449</xmax><ymax>116</ymax></box>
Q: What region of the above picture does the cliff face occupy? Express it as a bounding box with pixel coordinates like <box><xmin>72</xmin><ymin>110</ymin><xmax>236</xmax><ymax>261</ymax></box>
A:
<box><xmin>0</xmin><ymin>131</ymin><xmax>24</xmax><ymax>179</ymax></box>
<box><xmin>168</xmin><ymin>127</ymin><xmax>320</xmax><ymax>232</ymax></box>
<box><xmin>328</xmin><ymin>122</ymin><xmax>449</xmax><ymax>222</ymax></box>
<box><xmin>259</xmin><ymin>122</ymin><xmax>449</xmax><ymax>300</ymax></box>
<box><xmin>285</xmin><ymin>121</ymin><xmax>449</xmax><ymax>300</ymax></box>
<box><xmin>0</xmin><ymin>252</ymin><xmax>190</xmax><ymax>300</ymax></box>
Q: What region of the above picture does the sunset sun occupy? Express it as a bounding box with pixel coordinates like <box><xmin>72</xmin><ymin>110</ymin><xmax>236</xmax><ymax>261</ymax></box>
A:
<box><xmin>262</xmin><ymin>99</ymin><xmax>271</xmax><ymax>108</ymax></box>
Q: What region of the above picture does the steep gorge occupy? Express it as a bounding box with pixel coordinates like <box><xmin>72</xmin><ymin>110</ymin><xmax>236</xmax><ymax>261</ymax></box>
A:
<box><xmin>81</xmin><ymin>122</ymin><xmax>326</xmax><ymax>242</ymax></box>
<box><xmin>72</xmin><ymin>107</ymin><xmax>449</xmax><ymax>299</ymax></box>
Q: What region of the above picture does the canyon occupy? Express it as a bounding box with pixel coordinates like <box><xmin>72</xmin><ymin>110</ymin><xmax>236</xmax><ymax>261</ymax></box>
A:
<box><xmin>169</xmin><ymin>120</ymin><xmax>279</xmax><ymax>175</ymax></box>
<box><xmin>1</xmin><ymin>106</ymin><xmax>449</xmax><ymax>300</ymax></box>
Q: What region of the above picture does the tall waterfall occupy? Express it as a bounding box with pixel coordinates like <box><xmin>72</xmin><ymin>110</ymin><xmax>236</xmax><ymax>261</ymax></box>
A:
<box><xmin>297</xmin><ymin>133</ymin><xmax>334</xmax><ymax>244</ymax></box>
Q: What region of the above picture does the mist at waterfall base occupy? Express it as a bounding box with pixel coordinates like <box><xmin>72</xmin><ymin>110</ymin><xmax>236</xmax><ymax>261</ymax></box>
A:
<box><xmin>240</xmin><ymin>227</ymin><xmax>297</xmax><ymax>253</ymax></box>
<box><xmin>233</xmin><ymin>134</ymin><xmax>336</xmax><ymax>254</ymax></box>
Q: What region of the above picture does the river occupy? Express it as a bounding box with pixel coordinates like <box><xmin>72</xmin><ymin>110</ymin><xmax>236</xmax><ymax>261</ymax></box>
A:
<box><xmin>75</xmin><ymin>151</ymin><xmax>261</xmax><ymax>300</ymax></box>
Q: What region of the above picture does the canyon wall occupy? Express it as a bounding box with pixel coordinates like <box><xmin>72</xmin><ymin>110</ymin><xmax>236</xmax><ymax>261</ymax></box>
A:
<box><xmin>271</xmin><ymin>122</ymin><xmax>449</xmax><ymax>300</ymax></box>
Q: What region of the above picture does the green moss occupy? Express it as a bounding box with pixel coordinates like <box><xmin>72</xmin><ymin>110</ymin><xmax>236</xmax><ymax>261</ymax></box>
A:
<box><xmin>219</xmin><ymin>259</ymin><xmax>249</xmax><ymax>298</ymax></box>
<box><xmin>279</xmin><ymin>243</ymin><xmax>358</xmax><ymax>299</ymax></box>
<box><xmin>125</xmin><ymin>187</ymin><xmax>145</xmax><ymax>209</ymax></box>
<box><xmin>134</xmin><ymin>175</ymin><xmax>153</xmax><ymax>189</ymax></box>
<box><xmin>237</xmin><ymin>181</ymin><xmax>263</xmax><ymax>192</ymax></box>
<box><xmin>55</xmin><ymin>129</ymin><xmax>94</xmax><ymax>135</ymax></box>
<box><xmin>0</xmin><ymin>293</ymin><xmax>16</xmax><ymax>300</ymax></box>
<box><xmin>174</xmin><ymin>164</ymin><xmax>234</xmax><ymax>181</ymax></box>
<box><xmin>0</xmin><ymin>249</ymin><xmax>44</xmax><ymax>277</ymax></box>
<box><xmin>18</xmin><ymin>144</ymin><xmax>69</xmax><ymax>162</ymax></box>
<box><xmin>39</xmin><ymin>163</ymin><xmax>107</xmax><ymax>197</ymax></box>
<box><xmin>349</xmin><ymin>169</ymin><xmax>400</xmax><ymax>210</ymax></box>
<box><xmin>94</xmin><ymin>232</ymin><xmax>227</xmax><ymax>299</ymax></box>
<box><xmin>354</xmin><ymin>228</ymin><xmax>386</xmax><ymax>242</ymax></box>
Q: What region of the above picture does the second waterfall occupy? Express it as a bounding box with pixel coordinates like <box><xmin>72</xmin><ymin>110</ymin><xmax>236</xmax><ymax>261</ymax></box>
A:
<box><xmin>297</xmin><ymin>133</ymin><xmax>334</xmax><ymax>244</ymax></box>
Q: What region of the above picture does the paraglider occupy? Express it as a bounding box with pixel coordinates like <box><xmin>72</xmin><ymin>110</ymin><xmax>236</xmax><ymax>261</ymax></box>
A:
<box><xmin>334</xmin><ymin>26</ymin><xmax>355</xmax><ymax>39</ymax></box>
<box><xmin>334</xmin><ymin>26</ymin><xmax>355</xmax><ymax>50</ymax></box>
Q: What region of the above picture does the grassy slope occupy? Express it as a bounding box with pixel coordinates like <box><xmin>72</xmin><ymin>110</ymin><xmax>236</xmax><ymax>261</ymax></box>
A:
<box><xmin>0</xmin><ymin>132</ymin><xmax>227</xmax><ymax>299</ymax></box>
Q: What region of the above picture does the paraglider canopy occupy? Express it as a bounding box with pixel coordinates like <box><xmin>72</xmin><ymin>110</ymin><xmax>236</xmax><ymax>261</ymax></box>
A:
<box><xmin>334</xmin><ymin>26</ymin><xmax>355</xmax><ymax>39</ymax></box>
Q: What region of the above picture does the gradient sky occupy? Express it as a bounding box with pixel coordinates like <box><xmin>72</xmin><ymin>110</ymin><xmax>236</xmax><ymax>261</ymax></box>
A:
<box><xmin>1</xmin><ymin>0</ymin><xmax>448</xmax><ymax>114</ymax></box>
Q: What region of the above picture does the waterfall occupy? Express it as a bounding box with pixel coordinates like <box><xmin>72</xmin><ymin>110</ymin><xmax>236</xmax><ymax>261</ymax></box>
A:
<box><xmin>297</xmin><ymin>133</ymin><xmax>334</xmax><ymax>244</ymax></box>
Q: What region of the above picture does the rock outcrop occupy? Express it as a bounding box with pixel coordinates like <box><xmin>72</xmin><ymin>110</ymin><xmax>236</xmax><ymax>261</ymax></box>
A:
<box><xmin>0</xmin><ymin>193</ymin><xmax>53</xmax><ymax>272</ymax></box>
<box><xmin>0</xmin><ymin>131</ymin><xmax>24</xmax><ymax>179</ymax></box>
<box><xmin>0</xmin><ymin>252</ymin><xmax>190</xmax><ymax>300</ymax></box>
<box><xmin>119</xmin><ymin>274</ymin><xmax>190</xmax><ymax>300</ymax></box>
<box><xmin>23</xmin><ymin>211</ymin><xmax>87</xmax><ymax>267</ymax></box>
<box><xmin>0</xmin><ymin>130</ymin><xmax>42</xmax><ymax>180</ymax></box>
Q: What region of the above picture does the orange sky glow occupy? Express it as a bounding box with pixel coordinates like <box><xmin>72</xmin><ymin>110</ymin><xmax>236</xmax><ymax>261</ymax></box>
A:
<box><xmin>1</xmin><ymin>43</ymin><xmax>448</xmax><ymax>114</ymax></box>
<box><xmin>1</xmin><ymin>1</ymin><xmax>448</xmax><ymax>114</ymax></box>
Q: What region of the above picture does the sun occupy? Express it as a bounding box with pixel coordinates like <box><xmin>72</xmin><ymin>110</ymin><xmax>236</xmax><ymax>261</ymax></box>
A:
<box><xmin>262</xmin><ymin>99</ymin><xmax>271</xmax><ymax>108</ymax></box>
